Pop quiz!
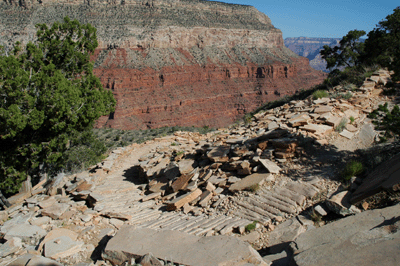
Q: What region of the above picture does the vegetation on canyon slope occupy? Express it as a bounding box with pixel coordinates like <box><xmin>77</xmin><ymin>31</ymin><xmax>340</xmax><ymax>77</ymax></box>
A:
<box><xmin>321</xmin><ymin>6</ymin><xmax>400</xmax><ymax>140</ymax></box>
<box><xmin>0</xmin><ymin>17</ymin><xmax>115</xmax><ymax>194</ymax></box>
<box><xmin>321</xmin><ymin>6</ymin><xmax>400</xmax><ymax>82</ymax></box>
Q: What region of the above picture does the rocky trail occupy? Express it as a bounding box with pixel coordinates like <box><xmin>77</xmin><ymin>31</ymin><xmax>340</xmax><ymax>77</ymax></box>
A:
<box><xmin>1</xmin><ymin>69</ymin><xmax>400</xmax><ymax>266</ymax></box>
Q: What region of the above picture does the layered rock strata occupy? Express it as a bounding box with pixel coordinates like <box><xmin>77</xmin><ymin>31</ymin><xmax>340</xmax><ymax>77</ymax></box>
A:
<box><xmin>0</xmin><ymin>0</ymin><xmax>325</xmax><ymax>129</ymax></box>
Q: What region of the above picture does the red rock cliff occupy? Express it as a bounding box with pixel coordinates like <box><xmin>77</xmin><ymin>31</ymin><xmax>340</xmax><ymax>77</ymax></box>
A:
<box><xmin>0</xmin><ymin>0</ymin><xmax>326</xmax><ymax>129</ymax></box>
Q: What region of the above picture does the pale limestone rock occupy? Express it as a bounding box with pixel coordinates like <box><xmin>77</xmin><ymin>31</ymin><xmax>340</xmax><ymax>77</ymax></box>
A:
<box><xmin>44</xmin><ymin>235</ymin><xmax>84</xmax><ymax>260</ymax></box>
<box><xmin>229</xmin><ymin>173</ymin><xmax>270</xmax><ymax>192</ymax></box>
<box><xmin>259</xmin><ymin>159</ymin><xmax>282</xmax><ymax>174</ymax></box>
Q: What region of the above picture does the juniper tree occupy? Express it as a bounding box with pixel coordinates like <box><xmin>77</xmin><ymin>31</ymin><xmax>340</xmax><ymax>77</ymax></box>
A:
<box><xmin>0</xmin><ymin>17</ymin><xmax>115</xmax><ymax>194</ymax></box>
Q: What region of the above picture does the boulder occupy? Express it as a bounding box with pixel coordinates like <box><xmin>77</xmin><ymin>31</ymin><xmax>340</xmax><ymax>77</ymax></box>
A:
<box><xmin>266</xmin><ymin>218</ymin><xmax>306</xmax><ymax>253</ymax></box>
<box><xmin>351</xmin><ymin>152</ymin><xmax>400</xmax><ymax>204</ymax></box>
<box><xmin>292</xmin><ymin>204</ymin><xmax>400</xmax><ymax>266</ymax></box>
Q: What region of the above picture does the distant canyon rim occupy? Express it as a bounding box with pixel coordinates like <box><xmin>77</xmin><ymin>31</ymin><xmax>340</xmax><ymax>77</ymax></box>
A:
<box><xmin>0</xmin><ymin>0</ymin><xmax>326</xmax><ymax>129</ymax></box>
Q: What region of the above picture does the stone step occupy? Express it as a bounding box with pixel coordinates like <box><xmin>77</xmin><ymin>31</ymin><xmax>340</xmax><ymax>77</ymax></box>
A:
<box><xmin>268</xmin><ymin>190</ymin><xmax>298</xmax><ymax>207</ymax></box>
<box><xmin>181</xmin><ymin>217</ymin><xmax>209</xmax><ymax>233</ymax></box>
<box><xmin>243</xmin><ymin>197</ymin><xmax>277</xmax><ymax>219</ymax></box>
<box><xmin>254</xmin><ymin>193</ymin><xmax>296</xmax><ymax>214</ymax></box>
<box><xmin>157</xmin><ymin>216</ymin><xmax>185</xmax><ymax>230</ymax></box>
<box><xmin>167</xmin><ymin>217</ymin><xmax>198</xmax><ymax>231</ymax></box>
<box><xmin>219</xmin><ymin>218</ymin><xmax>251</xmax><ymax>235</ymax></box>
<box><xmin>234</xmin><ymin>199</ymin><xmax>274</xmax><ymax>221</ymax></box>
<box><xmin>128</xmin><ymin>210</ymin><xmax>161</xmax><ymax>224</ymax></box>
<box><xmin>139</xmin><ymin>212</ymin><xmax>177</xmax><ymax>229</ymax></box>
<box><xmin>177</xmin><ymin>216</ymin><xmax>208</xmax><ymax>232</ymax></box>
<box><xmin>206</xmin><ymin>216</ymin><xmax>234</xmax><ymax>230</ymax></box>
<box><xmin>285</xmin><ymin>181</ymin><xmax>319</xmax><ymax>199</ymax></box>
<box><xmin>274</xmin><ymin>187</ymin><xmax>306</xmax><ymax>206</ymax></box>
<box><xmin>259</xmin><ymin>190</ymin><xmax>295</xmax><ymax>211</ymax></box>
<box><xmin>129</xmin><ymin>212</ymin><xmax>161</xmax><ymax>225</ymax></box>
<box><xmin>248</xmin><ymin>195</ymin><xmax>282</xmax><ymax>215</ymax></box>
<box><xmin>196</xmin><ymin>216</ymin><xmax>227</xmax><ymax>230</ymax></box>
<box><xmin>162</xmin><ymin>218</ymin><xmax>191</xmax><ymax>231</ymax></box>
<box><xmin>234</xmin><ymin>209</ymin><xmax>267</xmax><ymax>223</ymax></box>
<box><xmin>213</xmin><ymin>217</ymin><xmax>238</xmax><ymax>232</ymax></box>
<box><xmin>186</xmin><ymin>227</ymin><xmax>204</xmax><ymax>235</ymax></box>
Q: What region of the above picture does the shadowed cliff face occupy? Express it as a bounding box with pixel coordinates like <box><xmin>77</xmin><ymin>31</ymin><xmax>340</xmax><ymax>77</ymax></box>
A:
<box><xmin>0</xmin><ymin>0</ymin><xmax>326</xmax><ymax>129</ymax></box>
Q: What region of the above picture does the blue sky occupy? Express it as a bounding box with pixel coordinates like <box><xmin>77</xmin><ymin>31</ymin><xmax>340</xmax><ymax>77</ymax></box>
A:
<box><xmin>216</xmin><ymin>0</ymin><xmax>398</xmax><ymax>39</ymax></box>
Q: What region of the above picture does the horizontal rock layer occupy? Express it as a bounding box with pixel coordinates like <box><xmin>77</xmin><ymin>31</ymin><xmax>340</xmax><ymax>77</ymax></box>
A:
<box><xmin>0</xmin><ymin>0</ymin><xmax>325</xmax><ymax>129</ymax></box>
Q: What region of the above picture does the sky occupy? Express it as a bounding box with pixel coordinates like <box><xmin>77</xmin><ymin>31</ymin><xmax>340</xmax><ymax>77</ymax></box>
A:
<box><xmin>216</xmin><ymin>0</ymin><xmax>398</xmax><ymax>39</ymax></box>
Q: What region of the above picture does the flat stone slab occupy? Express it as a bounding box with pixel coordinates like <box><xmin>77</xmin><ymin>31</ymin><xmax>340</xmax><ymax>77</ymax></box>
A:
<box><xmin>27</xmin><ymin>255</ymin><xmax>64</xmax><ymax>266</ymax></box>
<box><xmin>268</xmin><ymin>121</ymin><xmax>279</xmax><ymax>131</ymax></box>
<box><xmin>4</xmin><ymin>224</ymin><xmax>46</xmax><ymax>242</ymax></box>
<box><xmin>285</xmin><ymin>182</ymin><xmax>319</xmax><ymax>199</ymax></box>
<box><xmin>339</xmin><ymin>129</ymin><xmax>355</xmax><ymax>139</ymax></box>
<box><xmin>259</xmin><ymin>159</ymin><xmax>282</xmax><ymax>174</ymax></box>
<box><xmin>325</xmin><ymin>115</ymin><xmax>342</xmax><ymax>127</ymax></box>
<box><xmin>301</xmin><ymin>124</ymin><xmax>333</xmax><ymax>135</ymax></box>
<box><xmin>103</xmin><ymin>227</ymin><xmax>267</xmax><ymax>266</ymax></box>
<box><xmin>288</xmin><ymin>114</ymin><xmax>309</xmax><ymax>127</ymax></box>
<box><xmin>38</xmin><ymin>228</ymin><xmax>79</xmax><ymax>253</ymax></box>
<box><xmin>0</xmin><ymin>237</ymin><xmax>21</xmax><ymax>258</ymax></box>
<box><xmin>44</xmin><ymin>235</ymin><xmax>84</xmax><ymax>260</ymax></box>
<box><xmin>9</xmin><ymin>254</ymin><xmax>63</xmax><ymax>266</ymax></box>
<box><xmin>229</xmin><ymin>173</ymin><xmax>271</xmax><ymax>192</ymax></box>
<box><xmin>178</xmin><ymin>159</ymin><xmax>196</xmax><ymax>175</ymax></box>
<box><xmin>292</xmin><ymin>204</ymin><xmax>400</xmax><ymax>266</ymax></box>
<box><xmin>313</xmin><ymin>105</ymin><xmax>333</xmax><ymax>113</ymax></box>
<box><xmin>41</xmin><ymin>203</ymin><xmax>69</xmax><ymax>219</ymax></box>
<box><xmin>358</xmin><ymin>123</ymin><xmax>377</xmax><ymax>146</ymax></box>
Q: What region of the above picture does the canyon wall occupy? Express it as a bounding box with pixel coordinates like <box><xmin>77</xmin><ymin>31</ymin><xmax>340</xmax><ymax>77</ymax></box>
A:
<box><xmin>0</xmin><ymin>0</ymin><xmax>326</xmax><ymax>129</ymax></box>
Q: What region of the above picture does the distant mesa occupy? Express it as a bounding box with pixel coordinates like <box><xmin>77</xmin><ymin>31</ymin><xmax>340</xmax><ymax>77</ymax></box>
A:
<box><xmin>0</xmin><ymin>0</ymin><xmax>325</xmax><ymax>130</ymax></box>
<box><xmin>284</xmin><ymin>37</ymin><xmax>342</xmax><ymax>72</ymax></box>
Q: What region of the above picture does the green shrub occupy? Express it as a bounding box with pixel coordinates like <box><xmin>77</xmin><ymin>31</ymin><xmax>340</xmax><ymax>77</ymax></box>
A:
<box><xmin>243</xmin><ymin>114</ymin><xmax>252</xmax><ymax>125</ymax></box>
<box><xmin>342</xmin><ymin>92</ymin><xmax>353</xmax><ymax>100</ymax></box>
<box><xmin>369</xmin><ymin>103</ymin><xmax>400</xmax><ymax>141</ymax></box>
<box><xmin>335</xmin><ymin>118</ymin><xmax>348</xmax><ymax>132</ymax></box>
<box><xmin>341</xmin><ymin>160</ymin><xmax>364</xmax><ymax>181</ymax></box>
<box><xmin>176</xmin><ymin>151</ymin><xmax>184</xmax><ymax>156</ymax></box>
<box><xmin>308</xmin><ymin>208</ymin><xmax>322</xmax><ymax>223</ymax></box>
<box><xmin>61</xmin><ymin>131</ymin><xmax>108</xmax><ymax>174</ymax></box>
<box><xmin>246</xmin><ymin>184</ymin><xmax>260</xmax><ymax>192</ymax></box>
<box><xmin>312</xmin><ymin>90</ymin><xmax>329</xmax><ymax>100</ymax></box>
<box><xmin>245</xmin><ymin>221</ymin><xmax>258</xmax><ymax>232</ymax></box>
<box><xmin>0</xmin><ymin>17</ymin><xmax>115</xmax><ymax>194</ymax></box>
<box><xmin>349</xmin><ymin>116</ymin><xmax>355</xmax><ymax>124</ymax></box>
